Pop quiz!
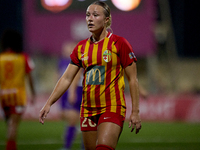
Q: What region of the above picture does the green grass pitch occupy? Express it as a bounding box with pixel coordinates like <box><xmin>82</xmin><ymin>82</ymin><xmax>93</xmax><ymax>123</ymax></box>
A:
<box><xmin>0</xmin><ymin>120</ymin><xmax>199</xmax><ymax>150</ymax></box>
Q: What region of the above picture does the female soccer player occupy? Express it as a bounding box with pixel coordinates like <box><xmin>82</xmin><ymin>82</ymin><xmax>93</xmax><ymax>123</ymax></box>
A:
<box><xmin>0</xmin><ymin>29</ymin><xmax>36</xmax><ymax>150</ymax></box>
<box><xmin>39</xmin><ymin>1</ymin><xmax>141</xmax><ymax>150</ymax></box>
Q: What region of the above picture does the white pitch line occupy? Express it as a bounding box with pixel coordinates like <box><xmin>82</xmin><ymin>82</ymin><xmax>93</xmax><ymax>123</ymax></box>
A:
<box><xmin>119</xmin><ymin>137</ymin><xmax>200</xmax><ymax>143</ymax></box>
<box><xmin>0</xmin><ymin>139</ymin><xmax>82</xmax><ymax>145</ymax></box>
<box><xmin>0</xmin><ymin>138</ymin><xmax>199</xmax><ymax>146</ymax></box>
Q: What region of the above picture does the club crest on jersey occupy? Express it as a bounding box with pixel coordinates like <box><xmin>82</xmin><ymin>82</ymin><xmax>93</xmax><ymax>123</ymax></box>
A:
<box><xmin>129</xmin><ymin>52</ymin><xmax>136</xmax><ymax>59</ymax></box>
<box><xmin>103</xmin><ymin>50</ymin><xmax>112</xmax><ymax>62</ymax></box>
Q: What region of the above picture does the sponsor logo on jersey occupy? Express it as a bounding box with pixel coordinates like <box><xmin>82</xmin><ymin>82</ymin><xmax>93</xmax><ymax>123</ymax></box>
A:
<box><xmin>86</xmin><ymin>66</ymin><xmax>105</xmax><ymax>85</ymax></box>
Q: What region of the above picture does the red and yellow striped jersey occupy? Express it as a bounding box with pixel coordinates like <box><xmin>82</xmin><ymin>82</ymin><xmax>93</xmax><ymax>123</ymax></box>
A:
<box><xmin>70</xmin><ymin>32</ymin><xmax>137</xmax><ymax>117</ymax></box>
<box><xmin>0</xmin><ymin>51</ymin><xmax>34</xmax><ymax>106</ymax></box>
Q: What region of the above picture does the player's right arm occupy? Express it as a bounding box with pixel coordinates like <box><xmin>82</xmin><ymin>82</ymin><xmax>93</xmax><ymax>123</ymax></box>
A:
<box><xmin>39</xmin><ymin>64</ymin><xmax>80</xmax><ymax>124</ymax></box>
<box><xmin>67</xmin><ymin>68</ymin><xmax>83</xmax><ymax>104</ymax></box>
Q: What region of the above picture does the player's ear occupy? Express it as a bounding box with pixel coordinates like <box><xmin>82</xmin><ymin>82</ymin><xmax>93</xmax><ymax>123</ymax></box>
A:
<box><xmin>105</xmin><ymin>17</ymin><xmax>109</xmax><ymax>24</ymax></box>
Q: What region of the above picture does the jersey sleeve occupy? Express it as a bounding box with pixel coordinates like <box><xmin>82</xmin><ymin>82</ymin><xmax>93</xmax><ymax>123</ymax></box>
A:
<box><xmin>23</xmin><ymin>54</ymin><xmax>35</xmax><ymax>73</ymax></box>
<box><xmin>70</xmin><ymin>43</ymin><xmax>82</xmax><ymax>67</ymax></box>
<box><xmin>117</xmin><ymin>37</ymin><xmax>137</xmax><ymax>68</ymax></box>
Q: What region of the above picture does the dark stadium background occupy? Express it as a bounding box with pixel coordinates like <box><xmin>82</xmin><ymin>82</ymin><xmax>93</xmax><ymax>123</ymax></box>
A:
<box><xmin>0</xmin><ymin>0</ymin><xmax>200</xmax><ymax>149</ymax></box>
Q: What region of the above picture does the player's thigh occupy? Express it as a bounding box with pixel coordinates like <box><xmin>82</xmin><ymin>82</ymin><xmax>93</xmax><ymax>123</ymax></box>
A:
<box><xmin>97</xmin><ymin>122</ymin><xmax>122</xmax><ymax>148</ymax></box>
<box><xmin>82</xmin><ymin>131</ymin><xmax>97</xmax><ymax>150</ymax></box>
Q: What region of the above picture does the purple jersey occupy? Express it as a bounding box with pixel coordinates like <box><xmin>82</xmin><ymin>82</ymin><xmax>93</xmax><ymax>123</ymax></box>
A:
<box><xmin>58</xmin><ymin>58</ymin><xmax>82</xmax><ymax>111</ymax></box>
<box><xmin>58</xmin><ymin>58</ymin><xmax>71</xmax><ymax>77</ymax></box>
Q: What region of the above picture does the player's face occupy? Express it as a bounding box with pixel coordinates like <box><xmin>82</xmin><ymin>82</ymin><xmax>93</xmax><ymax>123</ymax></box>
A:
<box><xmin>86</xmin><ymin>4</ymin><xmax>107</xmax><ymax>33</ymax></box>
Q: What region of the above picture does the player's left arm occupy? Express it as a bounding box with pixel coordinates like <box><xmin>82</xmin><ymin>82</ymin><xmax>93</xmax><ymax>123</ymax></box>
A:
<box><xmin>125</xmin><ymin>62</ymin><xmax>141</xmax><ymax>134</ymax></box>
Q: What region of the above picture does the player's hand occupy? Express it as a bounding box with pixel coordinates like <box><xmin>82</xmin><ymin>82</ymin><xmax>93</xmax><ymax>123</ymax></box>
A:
<box><xmin>39</xmin><ymin>104</ymin><xmax>50</xmax><ymax>124</ymax></box>
<box><xmin>129</xmin><ymin>112</ymin><xmax>141</xmax><ymax>134</ymax></box>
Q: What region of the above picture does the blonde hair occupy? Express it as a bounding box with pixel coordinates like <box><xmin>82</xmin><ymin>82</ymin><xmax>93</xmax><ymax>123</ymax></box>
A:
<box><xmin>92</xmin><ymin>1</ymin><xmax>112</xmax><ymax>29</ymax></box>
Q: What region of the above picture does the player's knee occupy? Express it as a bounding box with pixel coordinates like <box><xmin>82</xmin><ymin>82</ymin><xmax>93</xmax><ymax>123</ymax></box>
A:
<box><xmin>96</xmin><ymin>144</ymin><xmax>115</xmax><ymax>150</ymax></box>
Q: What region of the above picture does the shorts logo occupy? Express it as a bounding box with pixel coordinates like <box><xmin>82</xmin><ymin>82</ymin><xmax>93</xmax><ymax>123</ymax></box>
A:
<box><xmin>86</xmin><ymin>66</ymin><xmax>105</xmax><ymax>85</ymax></box>
<box><xmin>103</xmin><ymin>50</ymin><xmax>112</xmax><ymax>62</ymax></box>
<box><xmin>104</xmin><ymin>117</ymin><xmax>111</xmax><ymax>119</ymax></box>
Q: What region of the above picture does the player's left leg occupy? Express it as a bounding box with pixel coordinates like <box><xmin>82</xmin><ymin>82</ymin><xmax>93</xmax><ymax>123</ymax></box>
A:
<box><xmin>95</xmin><ymin>112</ymin><xmax>124</xmax><ymax>150</ymax></box>
<box><xmin>96</xmin><ymin>122</ymin><xmax>122</xmax><ymax>150</ymax></box>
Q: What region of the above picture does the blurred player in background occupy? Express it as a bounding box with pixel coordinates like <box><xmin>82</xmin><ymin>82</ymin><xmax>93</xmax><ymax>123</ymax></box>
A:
<box><xmin>40</xmin><ymin>1</ymin><xmax>141</xmax><ymax>150</ymax></box>
<box><xmin>0</xmin><ymin>29</ymin><xmax>36</xmax><ymax>150</ymax></box>
<box><xmin>58</xmin><ymin>41</ymin><xmax>84</xmax><ymax>150</ymax></box>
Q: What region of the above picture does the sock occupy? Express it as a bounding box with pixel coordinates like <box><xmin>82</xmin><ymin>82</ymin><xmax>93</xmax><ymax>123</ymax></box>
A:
<box><xmin>6</xmin><ymin>140</ymin><xmax>17</xmax><ymax>150</ymax></box>
<box><xmin>64</xmin><ymin>126</ymin><xmax>76</xmax><ymax>149</ymax></box>
<box><xmin>96</xmin><ymin>144</ymin><xmax>115</xmax><ymax>150</ymax></box>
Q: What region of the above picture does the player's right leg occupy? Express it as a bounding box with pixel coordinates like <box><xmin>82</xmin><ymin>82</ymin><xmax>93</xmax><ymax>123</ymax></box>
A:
<box><xmin>80</xmin><ymin>116</ymin><xmax>98</xmax><ymax>150</ymax></box>
<box><xmin>82</xmin><ymin>131</ymin><xmax>97</xmax><ymax>150</ymax></box>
